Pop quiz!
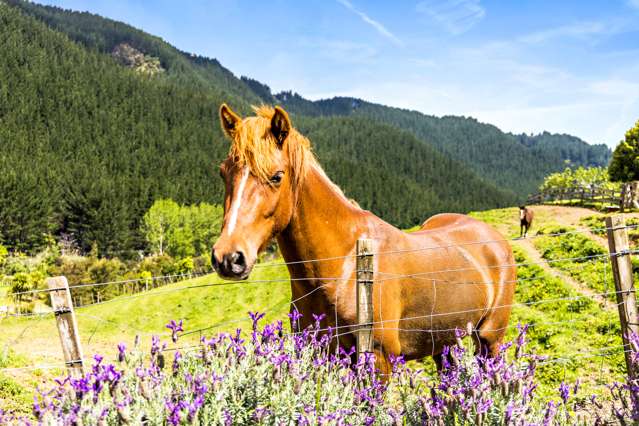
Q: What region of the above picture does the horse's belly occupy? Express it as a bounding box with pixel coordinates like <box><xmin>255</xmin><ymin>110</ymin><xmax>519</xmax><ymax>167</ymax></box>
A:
<box><xmin>394</xmin><ymin>279</ymin><xmax>490</xmax><ymax>359</ymax></box>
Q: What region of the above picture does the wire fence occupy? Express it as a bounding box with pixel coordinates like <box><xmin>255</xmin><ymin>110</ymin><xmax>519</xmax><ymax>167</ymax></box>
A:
<box><xmin>1</xmin><ymin>223</ymin><xmax>637</xmax><ymax>389</ymax></box>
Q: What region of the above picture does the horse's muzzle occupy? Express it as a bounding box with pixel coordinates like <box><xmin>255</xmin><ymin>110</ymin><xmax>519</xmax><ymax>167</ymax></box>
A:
<box><xmin>212</xmin><ymin>249</ymin><xmax>250</xmax><ymax>280</ymax></box>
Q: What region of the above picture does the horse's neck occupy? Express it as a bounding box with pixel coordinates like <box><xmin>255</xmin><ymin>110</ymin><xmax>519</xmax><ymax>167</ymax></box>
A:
<box><xmin>277</xmin><ymin>166</ymin><xmax>364</xmax><ymax>279</ymax></box>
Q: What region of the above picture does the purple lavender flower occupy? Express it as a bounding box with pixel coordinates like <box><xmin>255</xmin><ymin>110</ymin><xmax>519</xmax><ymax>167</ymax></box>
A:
<box><xmin>166</xmin><ymin>319</ymin><xmax>184</xmax><ymax>343</ymax></box>
<box><xmin>249</xmin><ymin>311</ymin><xmax>265</xmax><ymax>330</ymax></box>
<box><xmin>222</xmin><ymin>408</ymin><xmax>233</xmax><ymax>426</ymax></box>
<box><xmin>559</xmin><ymin>381</ymin><xmax>570</xmax><ymax>404</ymax></box>
<box><xmin>543</xmin><ymin>401</ymin><xmax>557</xmax><ymax>426</ymax></box>
<box><xmin>117</xmin><ymin>342</ymin><xmax>127</xmax><ymax>363</ymax></box>
<box><xmin>172</xmin><ymin>351</ymin><xmax>182</xmax><ymax>372</ymax></box>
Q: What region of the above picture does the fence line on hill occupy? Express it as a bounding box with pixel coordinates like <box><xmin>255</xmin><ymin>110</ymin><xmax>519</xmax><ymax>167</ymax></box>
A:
<box><xmin>1</xmin><ymin>217</ymin><xmax>637</xmax><ymax>389</ymax></box>
<box><xmin>525</xmin><ymin>185</ymin><xmax>639</xmax><ymax>213</ymax></box>
<box><xmin>4</xmin><ymin>222</ymin><xmax>636</xmax><ymax>304</ymax></box>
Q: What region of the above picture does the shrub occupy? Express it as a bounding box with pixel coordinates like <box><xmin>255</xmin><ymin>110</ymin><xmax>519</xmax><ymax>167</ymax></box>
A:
<box><xmin>87</xmin><ymin>258</ymin><xmax>125</xmax><ymax>285</ymax></box>
<box><xmin>192</xmin><ymin>255</ymin><xmax>212</xmax><ymax>273</ymax></box>
<box><xmin>10</xmin><ymin>272</ymin><xmax>32</xmax><ymax>297</ymax></box>
<box><xmin>173</xmin><ymin>257</ymin><xmax>194</xmax><ymax>275</ymax></box>
<box><xmin>138</xmin><ymin>254</ymin><xmax>177</xmax><ymax>277</ymax></box>
<box><xmin>0</xmin><ymin>244</ymin><xmax>7</xmax><ymax>269</ymax></box>
<box><xmin>7</xmin><ymin>316</ymin><xmax>636</xmax><ymax>425</ymax></box>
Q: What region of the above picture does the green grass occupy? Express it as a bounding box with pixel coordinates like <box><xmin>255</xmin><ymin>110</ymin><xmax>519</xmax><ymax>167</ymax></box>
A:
<box><xmin>531</xmin><ymin>223</ymin><xmax>624</xmax><ymax>301</ymax></box>
<box><xmin>0</xmin><ymin>351</ymin><xmax>35</xmax><ymax>416</ymax></box>
<box><xmin>580</xmin><ymin>213</ymin><xmax>639</xmax><ymax>248</ymax></box>
<box><xmin>0</xmin><ymin>260</ymin><xmax>292</xmax><ymax>414</ymax></box>
<box><xmin>469</xmin><ymin>206</ymin><xmax>521</xmax><ymax>238</ymax></box>
<box><xmin>1</xmin><ymin>261</ymin><xmax>292</xmax><ymax>354</ymax></box>
<box><xmin>506</xmin><ymin>246</ymin><xmax>623</xmax><ymax>396</ymax></box>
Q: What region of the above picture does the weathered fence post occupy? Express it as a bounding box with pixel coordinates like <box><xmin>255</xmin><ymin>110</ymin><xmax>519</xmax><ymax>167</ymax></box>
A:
<box><xmin>620</xmin><ymin>184</ymin><xmax>628</xmax><ymax>212</ymax></box>
<box><xmin>356</xmin><ymin>239</ymin><xmax>374</xmax><ymax>359</ymax></box>
<box><xmin>605</xmin><ymin>216</ymin><xmax>639</xmax><ymax>381</ymax></box>
<box><xmin>47</xmin><ymin>276</ymin><xmax>85</xmax><ymax>377</ymax></box>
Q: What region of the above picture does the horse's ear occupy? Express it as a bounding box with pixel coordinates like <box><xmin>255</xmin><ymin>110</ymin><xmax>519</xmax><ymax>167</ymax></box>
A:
<box><xmin>271</xmin><ymin>106</ymin><xmax>291</xmax><ymax>145</ymax></box>
<box><xmin>219</xmin><ymin>103</ymin><xmax>241</xmax><ymax>138</ymax></box>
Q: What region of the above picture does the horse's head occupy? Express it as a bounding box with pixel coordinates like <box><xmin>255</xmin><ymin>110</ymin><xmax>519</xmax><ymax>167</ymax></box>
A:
<box><xmin>519</xmin><ymin>206</ymin><xmax>526</xmax><ymax>220</ymax></box>
<box><xmin>211</xmin><ymin>104</ymin><xmax>314</xmax><ymax>279</ymax></box>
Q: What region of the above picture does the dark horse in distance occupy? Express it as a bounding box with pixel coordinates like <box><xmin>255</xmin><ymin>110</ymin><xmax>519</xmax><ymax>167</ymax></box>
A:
<box><xmin>519</xmin><ymin>206</ymin><xmax>534</xmax><ymax>238</ymax></box>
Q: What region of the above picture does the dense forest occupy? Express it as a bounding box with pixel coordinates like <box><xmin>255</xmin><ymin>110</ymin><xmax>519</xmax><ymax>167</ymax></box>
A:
<box><xmin>0</xmin><ymin>0</ymin><xmax>610</xmax><ymax>257</ymax></box>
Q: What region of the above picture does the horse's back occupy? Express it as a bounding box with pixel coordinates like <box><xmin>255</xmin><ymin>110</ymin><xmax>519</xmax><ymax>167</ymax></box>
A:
<box><xmin>417</xmin><ymin>213</ymin><xmax>507</xmax><ymax>246</ymax></box>
<box><xmin>418</xmin><ymin>213</ymin><xmax>468</xmax><ymax>231</ymax></box>
<box><xmin>413</xmin><ymin>213</ymin><xmax>515</xmax><ymax>287</ymax></box>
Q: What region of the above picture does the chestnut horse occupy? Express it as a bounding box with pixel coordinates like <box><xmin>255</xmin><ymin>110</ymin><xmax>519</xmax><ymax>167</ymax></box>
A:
<box><xmin>211</xmin><ymin>104</ymin><xmax>516</xmax><ymax>372</ymax></box>
<box><xmin>519</xmin><ymin>206</ymin><xmax>534</xmax><ymax>238</ymax></box>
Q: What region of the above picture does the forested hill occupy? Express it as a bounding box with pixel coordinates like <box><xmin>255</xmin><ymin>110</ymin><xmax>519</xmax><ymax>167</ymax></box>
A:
<box><xmin>0</xmin><ymin>1</ymin><xmax>515</xmax><ymax>255</ymax></box>
<box><xmin>268</xmin><ymin>92</ymin><xmax>611</xmax><ymax>196</ymax></box>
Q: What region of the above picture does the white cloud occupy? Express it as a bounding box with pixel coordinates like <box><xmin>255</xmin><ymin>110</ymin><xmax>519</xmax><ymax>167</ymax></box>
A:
<box><xmin>416</xmin><ymin>0</ymin><xmax>485</xmax><ymax>35</ymax></box>
<box><xmin>336</xmin><ymin>0</ymin><xmax>404</xmax><ymax>47</ymax></box>
<box><xmin>519</xmin><ymin>20</ymin><xmax>630</xmax><ymax>45</ymax></box>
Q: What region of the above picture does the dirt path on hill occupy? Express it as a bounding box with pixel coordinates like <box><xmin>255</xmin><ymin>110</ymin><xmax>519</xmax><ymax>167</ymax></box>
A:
<box><xmin>532</xmin><ymin>205</ymin><xmax>609</xmax><ymax>246</ymax></box>
<box><xmin>513</xmin><ymin>237</ymin><xmax>614</xmax><ymax>310</ymax></box>
<box><xmin>528</xmin><ymin>204</ymin><xmax>639</xmax><ymax>246</ymax></box>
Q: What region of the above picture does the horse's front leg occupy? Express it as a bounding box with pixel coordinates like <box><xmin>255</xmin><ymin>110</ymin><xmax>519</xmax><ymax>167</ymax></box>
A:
<box><xmin>373</xmin><ymin>348</ymin><xmax>393</xmax><ymax>381</ymax></box>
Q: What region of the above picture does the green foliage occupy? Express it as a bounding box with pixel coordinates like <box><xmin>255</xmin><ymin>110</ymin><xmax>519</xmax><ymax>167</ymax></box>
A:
<box><xmin>609</xmin><ymin>119</ymin><xmax>639</xmax><ymax>182</ymax></box>
<box><xmin>174</xmin><ymin>257</ymin><xmax>194</xmax><ymax>274</ymax></box>
<box><xmin>8</xmin><ymin>270</ymin><xmax>43</xmax><ymax>312</ymax></box>
<box><xmin>142</xmin><ymin>200</ymin><xmax>223</xmax><ymax>258</ymax></box>
<box><xmin>138</xmin><ymin>254</ymin><xmax>179</xmax><ymax>277</ymax></box>
<box><xmin>0</xmin><ymin>374</ymin><xmax>32</xmax><ymax>415</ymax></box>
<box><xmin>9</xmin><ymin>272</ymin><xmax>32</xmax><ymax>295</ymax></box>
<box><xmin>539</xmin><ymin>166</ymin><xmax>618</xmax><ymax>192</ymax></box>
<box><xmin>0</xmin><ymin>244</ymin><xmax>7</xmax><ymax>268</ymax></box>
<box><xmin>87</xmin><ymin>258</ymin><xmax>125</xmax><ymax>285</ymax></box>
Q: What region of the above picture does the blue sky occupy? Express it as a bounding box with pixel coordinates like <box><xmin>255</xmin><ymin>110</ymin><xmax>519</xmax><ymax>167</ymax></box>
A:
<box><xmin>41</xmin><ymin>0</ymin><xmax>639</xmax><ymax>147</ymax></box>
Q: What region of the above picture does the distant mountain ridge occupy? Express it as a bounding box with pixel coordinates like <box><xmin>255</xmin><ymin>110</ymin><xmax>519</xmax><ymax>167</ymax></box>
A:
<box><xmin>0</xmin><ymin>0</ymin><xmax>610</xmax><ymax>254</ymax></box>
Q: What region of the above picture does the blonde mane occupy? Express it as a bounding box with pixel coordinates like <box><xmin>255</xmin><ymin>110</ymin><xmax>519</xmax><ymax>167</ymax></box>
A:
<box><xmin>228</xmin><ymin>105</ymin><xmax>318</xmax><ymax>189</ymax></box>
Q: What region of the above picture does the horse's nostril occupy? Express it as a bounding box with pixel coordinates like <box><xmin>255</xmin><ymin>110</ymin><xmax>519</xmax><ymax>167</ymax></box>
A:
<box><xmin>227</xmin><ymin>251</ymin><xmax>246</xmax><ymax>275</ymax></box>
<box><xmin>231</xmin><ymin>251</ymin><xmax>246</xmax><ymax>267</ymax></box>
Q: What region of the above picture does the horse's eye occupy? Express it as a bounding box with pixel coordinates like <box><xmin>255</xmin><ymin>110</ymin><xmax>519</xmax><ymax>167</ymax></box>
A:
<box><xmin>270</xmin><ymin>171</ymin><xmax>284</xmax><ymax>185</ymax></box>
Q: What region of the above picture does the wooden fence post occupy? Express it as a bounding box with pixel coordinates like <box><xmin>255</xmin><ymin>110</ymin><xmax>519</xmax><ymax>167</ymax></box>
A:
<box><xmin>47</xmin><ymin>276</ymin><xmax>85</xmax><ymax>377</ymax></box>
<box><xmin>356</xmin><ymin>239</ymin><xmax>374</xmax><ymax>359</ymax></box>
<box><xmin>605</xmin><ymin>216</ymin><xmax>639</xmax><ymax>381</ymax></box>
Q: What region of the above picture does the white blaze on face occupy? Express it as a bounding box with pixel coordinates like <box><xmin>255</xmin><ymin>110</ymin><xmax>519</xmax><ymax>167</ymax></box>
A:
<box><xmin>519</xmin><ymin>209</ymin><xmax>525</xmax><ymax>220</ymax></box>
<box><xmin>226</xmin><ymin>167</ymin><xmax>249</xmax><ymax>236</ymax></box>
